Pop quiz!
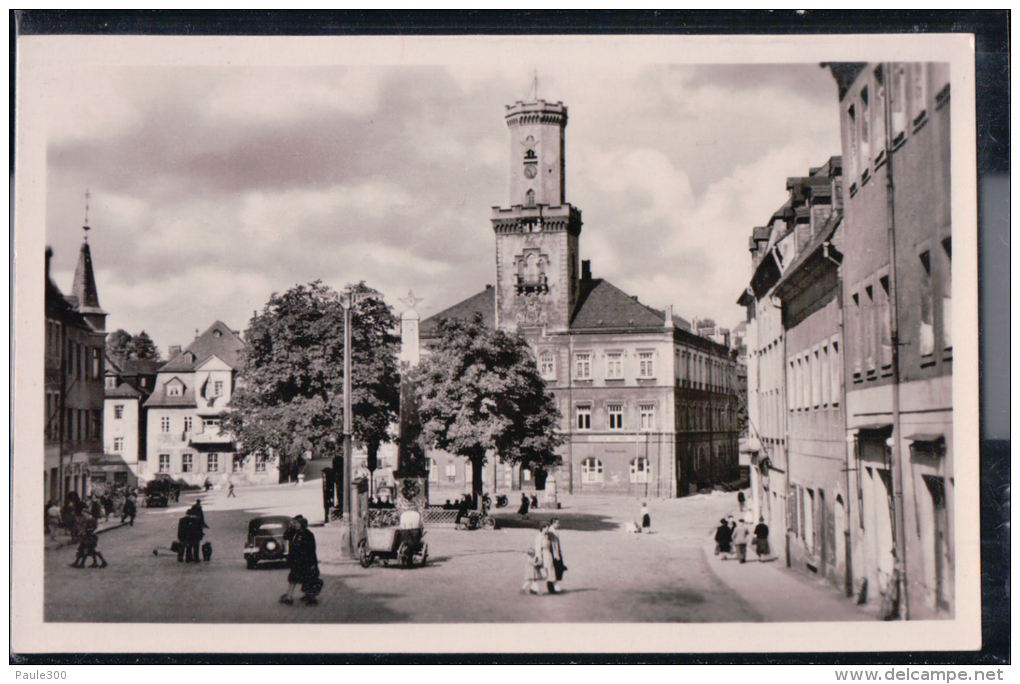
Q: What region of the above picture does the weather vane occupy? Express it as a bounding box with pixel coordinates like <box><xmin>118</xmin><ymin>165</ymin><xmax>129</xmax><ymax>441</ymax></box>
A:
<box><xmin>83</xmin><ymin>188</ymin><xmax>91</xmax><ymax>240</ymax></box>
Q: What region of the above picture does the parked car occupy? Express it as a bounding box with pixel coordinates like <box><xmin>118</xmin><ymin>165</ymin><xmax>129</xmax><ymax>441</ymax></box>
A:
<box><xmin>143</xmin><ymin>477</ymin><xmax>175</xmax><ymax>507</ymax></box>
<box><xmin>243</xmin><ymin>515</ymin><xmax>291</xmax><ymax>569</ymax></box>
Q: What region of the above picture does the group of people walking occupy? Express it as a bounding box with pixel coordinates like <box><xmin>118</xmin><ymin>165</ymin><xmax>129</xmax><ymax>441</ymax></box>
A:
<box><xmin>175</xmin><ymin>500</ymin><xmax>210</xmax><ymax>563</ymax></box>
<box><xmin>522</xmin><ymin>519</ymin><xmax>566</xmax><ymax>595</ymax></box>
<box><xmin>715</xmin><ymin>507</ymin><xmax>771</xmax><ymax>563</ymax></box>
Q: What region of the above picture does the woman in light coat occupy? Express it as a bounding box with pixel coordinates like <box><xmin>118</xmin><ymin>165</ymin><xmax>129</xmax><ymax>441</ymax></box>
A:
<box><xmin>533</xmin><ymin>522</ymin><xmax>556</xmax><ymax>594</ymax></box>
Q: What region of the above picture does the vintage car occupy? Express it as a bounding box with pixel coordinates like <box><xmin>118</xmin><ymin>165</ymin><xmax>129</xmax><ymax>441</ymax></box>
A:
<box><xmin>243</xmin><ymin>515</ymin><xmax>291</xmax><ymax>569</ymax></box>
<box><xmin>143</xmin><ymin>477</ymin><xmax>175</xmax><ymax>507</ymax></box>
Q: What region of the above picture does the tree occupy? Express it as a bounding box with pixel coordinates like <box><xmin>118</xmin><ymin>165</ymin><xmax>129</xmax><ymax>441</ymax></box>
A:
<box><xmin>106</xmin><ymin>328</ymin><xmax>161</xmax><ymax>366</ymax></box>
<box><xmin>415</xmin><ymin>314</ymin><xmax>564</xmax><ymax>502</ymax></box>
<box><xmin>130</xmin><ymin>330</ymin><xmax>161</xmax><ymax>361</ymax></box>
<box><xmin>224</xmin><ymin>281</ymin><xmax>400</xmax><ymax>483</ymax></box>
<box><xmin>106</xmin><ymin>329</ymin><xmax>134</xmax><ymax>366</ymax></box>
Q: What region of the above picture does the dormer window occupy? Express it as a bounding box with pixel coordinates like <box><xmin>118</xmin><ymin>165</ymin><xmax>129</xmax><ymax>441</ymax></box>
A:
<box><xmin>167</xmin><ymin>380</ymin><xmax>184</xmax><ymax>397</ymax></box>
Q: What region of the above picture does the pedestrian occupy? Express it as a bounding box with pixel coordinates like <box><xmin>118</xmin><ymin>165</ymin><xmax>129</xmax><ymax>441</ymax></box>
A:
<box><xmin>521</xmin><ymin>547</ymin><xmax>544</xmax><ymax>594</ymax></box>
<box><xmin>121</xmin><ymin>495</ymin><xmax>137</xmax><ymax>526</ymax></box>
<box><xmin>175</xmin><ymin>515</ymin><xmax>190</xmax><ymax>562</ymax></box>
<box><xmin>753</xmin><ymin>516</ymin><xmax>770</xmax><ymax>560</ymax></box>
<box><xmin>204</xmin><ymin>477</ymin><xmax>212</xmax><ymax>492</ymax></box>
<box><xmin>727</xmin><ymin>514</ymin><xmax>737</xmax><ymax>535</ymax></box>
<box><xmin>46</xmin><ymin>500</ymin><xmax>61</xmax><ymax>540</ymax></box>
<box><xmin>281</xmin><ymin>515</ymin><xmax>321</xmax><ymax>605</ymax></box>
<box><xmin>737</xmin><ymin>490</ymin><xmax>746</xmax><ymax>512</ymax></box>
<box><xmin>227</xmin><ymin>482</ymin><xmax>236</xmax><ymax>498</ymax></box>
<box><xmin>548</xmin><ymin>518</ymin><xmax>566</xmax><ymax>593</ymax></box>
<box><xmin>89</xmin><ymin>496</ymin><xmax>103</xmax><ymax>521</ymax></box>
<box><xmin>733</xmin><ymin>518</ymin><xmax>750</xmax><ymax>564</ymax></box>
<box><xmin>69</xmin><ymin>506</ymin><xmax>89</xmax><ymax>568</ymax></box>
<box><xmin>101</xmin><ymin>494</ymin><xmax>114</xmax><ymax>521</ymax></box>
<box><xmin>640</xmin><ymin>501</ymin><xmax>651</xmax><ymax>530</ymax></box>
<box><xmin>188</xmin><ymin>500</ymin><xmax>209</xmax><ymax>530</ymax></box>
<box><xmin>185</xmin><ymin>513</ymin><xmax>203</xmax><ymax>563</ymax></box>
<box><xmin>533</xmin><ymin>522</ymin><xmax>555</xmax><ymax>594</ymax></box>
<box><xmin>714</xmin><ymin>518</ymin><xmax>733</xmax><ymax>556</ymax></box>
<box><xmin>530</xmin><ymin>494</ymin><xmax>539</xmax><ymax>509</ymax></box>
<box><xmin>83</xmin><ymin>513</ymin><xmax>108</xmax><ymax>568</ymax></box>
<box><xmin>518</xmin><ymin>493</ymin><xmax>530</xmax><ymax>517</ymax></box>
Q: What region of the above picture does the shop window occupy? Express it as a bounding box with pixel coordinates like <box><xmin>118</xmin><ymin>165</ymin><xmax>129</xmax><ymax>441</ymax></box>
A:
<box><xmin>630</xmin><ymin>457</ymin><xmax>650</xmax><ymax>484</ymax></box>
<box><xmin>581</xmin><ymin>457</ymin><xmax>603</xmax><ymax>483</ymax></box>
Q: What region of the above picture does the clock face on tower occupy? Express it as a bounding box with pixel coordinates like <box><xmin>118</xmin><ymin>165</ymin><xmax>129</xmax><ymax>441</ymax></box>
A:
<box><xmin>523</xmin><ymin>165</ymin><xmax>537</xmax><ymax>179</ymax></box>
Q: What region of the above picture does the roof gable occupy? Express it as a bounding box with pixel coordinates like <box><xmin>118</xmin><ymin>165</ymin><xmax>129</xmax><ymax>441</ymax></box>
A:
<box><xmin>160</xmin><ymin>320</ymin><xmax>244</xmax><ymax>372</ymax></box>
<box><xmin>196</xmin><ymin>354</ymin><xmax>232</xmax><ymax>372</ymax></box>
<box><xmin>419</xmin><ymin>287</ymin><xmax>496</xmax><ymax>338</ymax></box>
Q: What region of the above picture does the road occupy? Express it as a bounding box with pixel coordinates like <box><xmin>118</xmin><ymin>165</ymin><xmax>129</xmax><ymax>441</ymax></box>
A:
<box><xmin>45</xmin><ymin>484</ymin><xmax>873</xmax><ymax>623</ymax></box>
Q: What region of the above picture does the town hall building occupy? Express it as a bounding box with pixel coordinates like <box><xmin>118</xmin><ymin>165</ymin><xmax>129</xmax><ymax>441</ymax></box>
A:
<box><xmin>414</xmin><ymin>97</ymin><xmax>740</xmax><ymax>497</ymax></box>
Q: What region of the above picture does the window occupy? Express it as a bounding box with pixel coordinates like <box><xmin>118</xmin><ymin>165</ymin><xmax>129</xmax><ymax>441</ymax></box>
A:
<box><xmin>114</xmin><ymin>404</ymin><xmax>124</xmax><ymax>419</ymax></box>
<box><xmin>92</xmin><ymin>348</ymin><xmax>101</xmax><ymax>380</ymax></box>
<box><xmin>851</xmin><ymin>292</ymin><xmax>863</xmax><ymax>381</ymax></box>
<box><xmin>105</xmin><ymin>376</ymin><xmax>117</xmax><ymax>389</ymax></box>
<box><xmin>182</xmin><ymin>453</ymin><xmax>194</xmax><ymax>473</ymax></box>
<box><xmin>522</xmin><ymin>467</ymin><xmax>531</xmax><ymax>482</ymax></box>
<box><xmin>525</xmin><ymin>188</ymin><xmax>535</xmax><ymax>207</ymax></box>
<box><xmin>576</xmin><ymin>405</ymin><xmax>591</xmax><ymax>431</ymax></box>
<box><xmin>113</xmin><ymin>437</ymin><xmax>124</xmax><ymax>452</ymax></box>
<box><xmin>213</xmin><ymin>380</ymin><xmax>224</xmax><ymax>397</ymax></box>
<box><xmin>232</xmin><ymin>454</ymin><xmax>243</xmax><ymax>473</ymax></box>
<box><xmin>427</xmin><ymin>458</ymin><xmax>438</xmax><ymax>483</ymax></box>
<box><xmin>878</xmin><ymin>275</ymin><xmax>893</xmax><ymax>372</ymax></box>
<box><xmin>581</xmin><ymin>457</ymin><xmax>603</xmax><ymax>483</ymax></box>
<box><xmin>941</xmin><ymin>237</ymin><xmax>952</xmax><ymax>353</ymax></box>
<box><xmin>574</xmin><ymin>352</ymin><xmax>591</xmax><ymax>380</ymax></box>
<box><xmin>846</xmin><ymin>104</ymin><xmax>858</xmax><ymax>182</ymax></box>
<box><xmin>167</xmin><ymin>382</ymin><xmax>182</xmax><ymax>397</ymax></box>
<box><xmin>184</xmin><ymin>416</ymin><xmax>192</xmax><ymax>432</ymax></box>
<box><xmin>630</xmin><ymin>457</ymin><xmax>650</xmax><ymax>484</ymax></box>
<box><xmin>919</xmin><ymin>250</ymin><xmax>935</xmax><ymax>357</ymax></box>
<box><xmin>864</xmin><ymin>284</ymin><xmax>876</xmax><ymax>375</ymax></box>
<box><xmin>812</xmin><ymin>348</ymin><xmax>821</xmax><ymax>408</ymax></box>
<box><xmin>639</xmin><ymin>403</ymin><xmax>656</xmax><ymax>431</ymax></box>
<box><xmin>911</xmin><ymin>63</ymin><xmax>927</xmax><ymax>126</ymax></box>
<box><xmin>787</xmin><ymin>358</ymin><xmax>796</xmax><ymax>410</ymax></box>
<box><xmin>821</xmin><ymin>344</ymin><xmax>830</xmax><ymax>406</ymax></box>
<box><xmin>859</xmin><ymin>86</ymin><xmax>870</xmax><ymax>175</ymax></box>
<box><xmin>159</xmin><ymin>454</ymin><xmax>170</xmax><ymax>473</ymax></box>
<box><xmin>608</xmin><ymin>403</ymin><xmax>624</xmax><ymax>430</ymax></box>
<box><xmin>255</xmin><ymin>454</ymin><xmax>268</xmax><ymax>473</ymax></box>
<box><xmin>445</xmin><ymin>461</ymin><xmax>456</xmax><ymax>482</ymax></box>
<box><xmin>204</xmin><ymin>417</ymin><xmax>221</xmax><ymax>432</ymax></box>
<box><xmin>872</xmin><ymin>66</ymin><xmax>887</xmax><ymax>161</ymax></box>
<box><xmin>207</xmin><ymin>453</ymin><xmax>219</xmax><ymax>473</ymax></box>
<box><xmin>638</xmin><ymin>351</ymin><xmax>655</xmax><ymax>378</ymax></box>
<box><xmin>891</xmin><ymin>63</ymin><xmax>907</xmax><ymax>141</ymax></box>
<box><xmin>830</xmin><ymin>338</ymin><xmax>842</xmax><ymax>405</ymax></box>
<box><xmin>539</xmin><ymin>350</ymin><xmax>555</xmax><ymax>379</ymax></box>
<box><xmin>161</xmin><ymin>416</ymin><xmax>171</xmax><ymax>433</ymax></box>
<box><xmin>606</xmin><ymin>351</ymin><xmax>623</xmax><ymax>380</ymax></box>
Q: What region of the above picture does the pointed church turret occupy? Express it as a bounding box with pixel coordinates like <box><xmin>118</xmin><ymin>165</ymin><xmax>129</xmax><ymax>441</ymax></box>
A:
<box><xmin>71</xmin><ymin>190</ymin><xmax>107</xmax><ymax>333</ymax></box>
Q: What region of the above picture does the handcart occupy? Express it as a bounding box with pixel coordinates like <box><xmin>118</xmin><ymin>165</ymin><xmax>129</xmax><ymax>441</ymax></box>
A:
<box><xmin>358</xmin><ymin>526</ymin><xmax>428</xmax><ymax>568</ymax></box>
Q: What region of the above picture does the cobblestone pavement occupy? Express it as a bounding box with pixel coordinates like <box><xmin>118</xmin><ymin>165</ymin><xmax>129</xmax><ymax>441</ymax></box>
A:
<box><xmin>44</xmin><ymin>482</ymin><xmax>874</xmax><ymax>623</ymax></box>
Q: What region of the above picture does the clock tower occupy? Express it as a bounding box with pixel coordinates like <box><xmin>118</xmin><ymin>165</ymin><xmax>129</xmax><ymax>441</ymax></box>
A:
<box><xmin>492</xmin><ymin>98</ymin><xmax>582</xmax><ymax>333</ymax></box>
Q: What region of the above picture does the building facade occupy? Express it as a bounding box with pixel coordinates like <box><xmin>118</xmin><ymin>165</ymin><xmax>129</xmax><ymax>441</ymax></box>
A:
<box><xmin>830</xmin><ymin>62</ymin><xmax>953</xmax><ymax>618</ymax></box>
<box><xmin>101</xmin><ymin>357</ymin><xmax>159</xmax><ymax>487</ymax></box>
<box><xmin>44</xmin><ymin>237</ymin><xmax>107</xmax><ymax>503</ymax></box>
<box><xmin>144</xmin><ymin>321</ymin><xmax>278</xmax><ymax>486</ymax></box>
<box><xmin>416</xmin><ymin>97</ymin><xmax>740</xmax><ymax>498</ymax></box>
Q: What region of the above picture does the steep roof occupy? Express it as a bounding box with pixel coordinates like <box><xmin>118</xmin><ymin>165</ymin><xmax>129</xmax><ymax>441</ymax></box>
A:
<box><xmin>71</xmin><ymin>240</ymin><xmax>104</xmax><ymax>314</ymax></box>
<box><xmin>106</xmin><ymin>382</ymin><xmax>142</xmax><ymax>399</ymax></box>
<box><xmin>158</xmin><ymin>321</ymin><xmax>245</xmax><ymax>372</ymax></box>
<box><xmin>419</xmin><ymin>286</ymin><xmax>496</xmax><ymax>338</ymax></box>
<box><xmin>570</xmin><ymin>279</ymin><xmax>665</xmax><ymax>331</ymax></box>
<box><xmin>143</xmin><ymin>384</ymin><xmax>197</xmax><ymax>408</ymax></box>
<box><xmin>120</xmin><ymin>358</ymin><xmax>162</xmax><ymax>377</ymax></box>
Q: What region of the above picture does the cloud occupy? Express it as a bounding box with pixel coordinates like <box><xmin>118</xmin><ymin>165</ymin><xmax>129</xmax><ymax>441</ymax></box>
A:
<box><xmin>43</xmin><ymin>60</ymin><xmax>841</xmax><ymax>348</ymax></box>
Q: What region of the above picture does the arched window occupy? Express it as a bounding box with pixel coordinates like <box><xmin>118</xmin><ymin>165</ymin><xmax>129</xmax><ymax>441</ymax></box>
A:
<box><xmin>525</xmin><ymin>188</ymin><xmax>535</xmax><ymax>207</ymax></box>
<box><xmin>581</xmin><ymin>457</ymin><xmax>603</xmax><ymax>483</ymax></box>
<box><xmin>629</xmin><ymin>457</ymin><xmax>650</xmax><ymax>484</ymax></box>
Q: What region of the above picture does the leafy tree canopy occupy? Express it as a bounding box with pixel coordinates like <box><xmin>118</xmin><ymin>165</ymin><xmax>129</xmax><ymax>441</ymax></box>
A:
<box><xmin>415</xmin><ymin>314</ymin><xmax>564</xmax><ymax>498</ymax></box>
<box><xmin>106</xmin><ymin>328</ymin><xmax>161</xmax><ymax>366</ymax></box>
<box><xmin>224</xmin><ymin>281</ymin><xmax>400</xmax><ymax>482</ymax></box>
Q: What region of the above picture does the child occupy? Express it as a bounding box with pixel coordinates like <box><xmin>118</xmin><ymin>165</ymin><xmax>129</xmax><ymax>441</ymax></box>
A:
<box><xmin>521</xmin><ymin>547</ymin><xmax>544</xmax><ymax>594</ymax></box>
<box><xmin>640</xmin><ymin>501</ymin><xmax>651</xmax><ymax>530</ymax></box>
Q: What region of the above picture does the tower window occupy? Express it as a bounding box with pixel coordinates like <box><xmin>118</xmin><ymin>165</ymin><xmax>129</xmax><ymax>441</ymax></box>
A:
<box><xmin>525</xmin><ymin>189</ymin><xmax>535</xmax><ymax>207</ymax></box>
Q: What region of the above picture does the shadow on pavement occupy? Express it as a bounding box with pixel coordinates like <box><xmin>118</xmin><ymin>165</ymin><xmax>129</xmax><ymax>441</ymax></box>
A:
<box><xmin>493</xmin><ymin>513</ymin><xmax>620</xmax><ymax>532</ymax></box>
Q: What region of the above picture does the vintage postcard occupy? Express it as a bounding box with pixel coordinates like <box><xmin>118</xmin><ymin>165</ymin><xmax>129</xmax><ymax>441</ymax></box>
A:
<box><xmin>12</xmin><ymin>31</ymin><xmax>980</xmax><ymax>655</ymax></box>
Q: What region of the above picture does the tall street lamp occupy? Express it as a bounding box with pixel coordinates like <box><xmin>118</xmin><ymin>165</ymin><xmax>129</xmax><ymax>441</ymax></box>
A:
<box><xmin>339</xmin><ymin>284</ymin><xmax>376</xmax><ymax>557</ymax></box>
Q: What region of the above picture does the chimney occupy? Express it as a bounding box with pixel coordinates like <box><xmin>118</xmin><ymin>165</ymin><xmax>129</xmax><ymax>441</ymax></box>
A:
<box><xmin>581</xmin><ymin>260</ymin><xmax>591</xmax><ymax>281</ymax></box>
<box><xmin>168</xmin><ymin>345</ymin><xmax>182</xmax><ymax>358</ymax></box>
<box><xmin>664</xmin><ymin>304</ymin><xmax>673</xmax><ymax>328</ymax></box>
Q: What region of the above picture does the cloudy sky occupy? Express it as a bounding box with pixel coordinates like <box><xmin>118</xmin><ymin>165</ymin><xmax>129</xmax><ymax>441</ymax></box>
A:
<box><xmin>43</xmin><ymin>53</ymin><xmax>840</xmax><ymax>353</ymax></box>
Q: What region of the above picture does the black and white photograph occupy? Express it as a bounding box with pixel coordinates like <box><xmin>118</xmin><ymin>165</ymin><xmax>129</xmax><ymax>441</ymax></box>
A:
<box><xmin>12</xmin><ymin>25</ymin><xmax>984</xmax><ymax>657</ymax></box>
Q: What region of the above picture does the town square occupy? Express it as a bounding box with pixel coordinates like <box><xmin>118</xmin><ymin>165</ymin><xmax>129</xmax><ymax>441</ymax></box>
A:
<box><xmin>21</xmin><ymin>33</ymin><xmax>967</xmax><ymax>641</ymax></box>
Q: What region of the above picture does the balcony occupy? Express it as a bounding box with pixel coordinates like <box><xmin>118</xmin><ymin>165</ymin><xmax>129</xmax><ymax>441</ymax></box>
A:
<box><xmin>189</xmin><ymin>429</ymin><xmax>232</xmax><ymax>445</ymax></box>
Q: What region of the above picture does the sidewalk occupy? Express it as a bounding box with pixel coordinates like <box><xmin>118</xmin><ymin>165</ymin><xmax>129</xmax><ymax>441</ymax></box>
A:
<box><xmin>699</xmin><ymin>528</ymin><xmax>878</xmax><ymax>622</ymax></box>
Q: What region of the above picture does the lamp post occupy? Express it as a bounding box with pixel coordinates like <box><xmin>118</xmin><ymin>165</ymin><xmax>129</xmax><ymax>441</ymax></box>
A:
<box><xmin>340</xmin><ymin>286</ymin><xmax>355</xmax><ymax>556</ymax></box>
